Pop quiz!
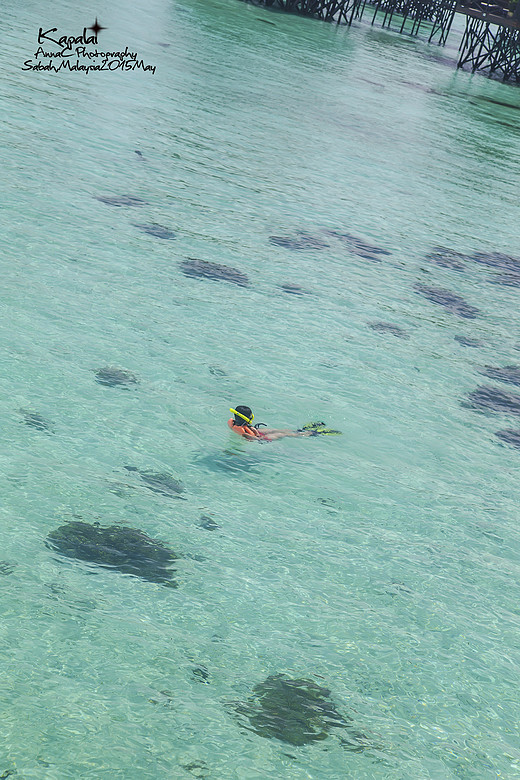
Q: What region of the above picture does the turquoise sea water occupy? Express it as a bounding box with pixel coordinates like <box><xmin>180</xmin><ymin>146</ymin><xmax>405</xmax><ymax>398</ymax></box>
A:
<box><xmin>2</xmin><ymin>0</ymin><xmax>520</xmax><ymax>777</ymax></box>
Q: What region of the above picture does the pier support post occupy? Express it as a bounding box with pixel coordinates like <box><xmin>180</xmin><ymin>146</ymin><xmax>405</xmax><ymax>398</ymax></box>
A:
<box><xmin>458</xmin><ymin>12</ymin><xmax>520</xmax><ymax>80</ymax></box>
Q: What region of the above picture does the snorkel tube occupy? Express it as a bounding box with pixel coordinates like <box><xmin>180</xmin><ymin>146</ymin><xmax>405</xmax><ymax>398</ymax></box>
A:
<box><xmin>229</xmin><ymin>408</ymin><xmax>266</xmax><ymax>430</ymax></box>
<box><xmin>230</xmin><ymin>407</ymin><xmax>254</xmax><ymax>425</ymax></box>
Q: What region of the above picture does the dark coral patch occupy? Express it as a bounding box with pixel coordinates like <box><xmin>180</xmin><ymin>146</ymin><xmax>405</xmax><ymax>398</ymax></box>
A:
<box><xmin>192</xmin><ymin>665</ymin><xmax>210</xmax><ymax>684</ymax></box>
<box><xmin>488</xmin><ymin>272</ymin><xmax>520</xmax><ymax>288</ymax></box>
<box><xmin>180</xmin><ymin>258</ymin><xmax>250</xmax><ymax>287</ymax></box>
<box><xmin>269</xmin><ymin>231</ymin><xmax>329</xmax><ymax>251</ymax></box>
<box><xmin>269</xmin><ymin>236</ymin><xmax>299</xmax><ymax>250</ymax></box>
<box><xmin>18</xmin><ymin>409</ymin><xmax>54</xmax><ymax>432</ymax></box>
<box><xmin>471</xmin><ymin>251</ymin><xmax>520</xmax><ymax>274</ymax></box>
<box><xmin>424</xmin><ymin>246</ymin><xmax>468</xmax><ymax>271</ymax></box>
<box><xmin>479</xmin><ymin>365</ymin><xmax>520</xmax><ymax>387</ymax></box>
<box><xmin>209</xmin><ymin>366</ymin><xmax>227</xmax><ymax>377</ymax></box>
<box><xmin>123</xmin><ymin>466</ymin><xmax>185</xmax><ymax>499</ymax></box>
<box><xmin>368</xmin><ymin>322</ymin><xmax>410</xmax><ymax>339</ymax></box>
<box><xmin>385</xmin><ymin>581</ymin><xmax>413</xmax><ymax>596</ymax></box>
<box><xmin>133</xmin><ymin>223</ymin><xmax>176</xmax><ymax>240</ymax></box>
<box><xmin>326</xmin><ymin>231</ymin><xmax>391</xmax><ymax>261</ymax></box>
<box><xmin>231</xmin><ymin>675</ymin><xmax>350</xmax><ymax>746</ymax></box>
<box><xmin>477</xmin><ymin>95</ymin><xmax>520</xmax><ymax>110</ymax></box>
<box><xmin>197</xmin><ymin>515</ymin><xmax>221</xmax><ymax>531</ymax></box>
<box><xmin>194</xmin><ymin>452</ymin><xmax>261</xmax><ymax>475</ymax></box>
<box><xmin>279</xmin><ymin>283</ymin><xmax>310</xmax><ymax>295</ymax></box>
<box><xmin>454</xmin><ymin>335</ymin><xmax>482</xmax><ymax>348</ymax></box>
<box><xmin>94</xmin><ymin>367</ymin><xmax>139</xmax><ymax>388</ymax></box>
<box><xmin>465</xmin><ymin>385</ymin><xmax>520</xmax><ymax>415</ymax></box>
<box><xmin>414</xmin><ymin>283</ymin><xmax>480</xmax><ymax>319</ymax></box>
<box><xmin>46</xmin><ymin>521</ymin><xmax>179</xmax><ymax>586</ymax></box>
<box><xmin>95</xmin><ymin>195</ymin><xmax>148</xmax><ymax>207</ymax></box>
<box><xmin>495</xmin><ymin>429</ymin><xmax>520</xmax><ymax>448</ymax></box>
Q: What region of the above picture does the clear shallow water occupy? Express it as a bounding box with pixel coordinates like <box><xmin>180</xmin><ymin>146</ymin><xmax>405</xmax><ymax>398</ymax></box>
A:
<box><xmin>2</xmin><ymin>0</ymin><xmax>520</xmax><ymax>777</ymax></box>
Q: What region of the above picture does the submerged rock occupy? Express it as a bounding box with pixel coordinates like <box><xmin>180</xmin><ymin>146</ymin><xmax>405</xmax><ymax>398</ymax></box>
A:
<box><xmin>326</xmin><ymin>230</ymin><xmax>391</xmax><ymax>261</ymax></box>
<box><xmin>495</xmin><ymin>429</ymin><xmax>520</xmax><ymax>448</ymax></box>
<box><xmin>414</xmin><ymin>283</ymin><xmax>480</xmax><ymax>319</ymax></box>
<box><xmin>465</xmin><ymin>385</ymin><xmax>520</xmax><ymax>415</ymax></box>
<box><xmin>180</xmin><ymin>258</ymin><xmax>250</xmax><ymax>287</ymax></box>
<box><xmin>18</xmin><ymin>409</ymin><xmax>54</xmax><ymax>432</ymax></box>
<box><xmin>231</xmin><ymin>675</ymin><xmax>350</xmax><ymax>746</ymax></box>
<box><xmin>368</xmin><ymin>322</ymin><xmax>410</xmax><ymax>339</ymax></box>
<box><xmin>269</xmin><ymin>231</ymin><xmax>329</xmax><ymax>251</ymax></box>
<box><xmin>94</xmin><ymin>195</ymin><xmax>148</xmax><ymax>207</ymax></box>
<box><xmin>94</xmin><ymin>367</ymin><xmax>139</xmax><ymax>388</ymax></box>
<box><xmin>133</xmin><ymin>223</ymin><xmax>176</xmax><ymax>240</ymax></box>
<box><xmin>424</xmin><ymin>246</ymin><xmax>468</xmax><ymax>271</ymax></box>
<box><xmin>454</xmin><ymin>335</ymin><xmax>482</xmax><ymax>348</ymax></box>
<box><xmin>46</xmin><ymin>521</ymin><xmax>179</xmax><ymax>586</ymax></box>
<box><xmin>471</xmin><ymin>250</ymin><xmax>520</xmax><ymax>274</ymax></box>
<box><xmin>123</xmin><ymin>466</ymin><xmax>185</xmax><ymax>499</ymax></box>
<box><xmin>479</xmin><ymin>365</ymin><xmax>520</xmax><ymax>387</ymax></box>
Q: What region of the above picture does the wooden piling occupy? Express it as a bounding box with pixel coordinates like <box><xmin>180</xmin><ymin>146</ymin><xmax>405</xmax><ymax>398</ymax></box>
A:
<box><xmin>241</xmin><ymin>0</ymin><xmax>520</xmax><ymax>81</ymax></box>
<box><xmin>457</xmin><ymin>7</ymin><xmax>520</xmax><ymax>80</ymax></box>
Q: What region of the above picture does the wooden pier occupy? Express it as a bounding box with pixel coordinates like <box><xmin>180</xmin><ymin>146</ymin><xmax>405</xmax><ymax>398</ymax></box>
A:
<box><xmin>245</xmin><ymin>0</ymin><xmax>360</xmax><ymax>23</ymax></box>
<box><xmin>353</xmin><ymin>0</ymin><xmax>456</xmax><ymax>44</ymax></box>
<box><xmin>456</xmin><ymin>6</ymin><xmax>520</xmax><ymax>80</ymax></box>
<box><xmin>243</xmin><ymin>0</ymin><xmax>520</xmax><ymax>81</ymax></box>
<box><xmin>245</xmin><ymin>0</ymin><xmax>457</xmax><ymax>38</ymax></box>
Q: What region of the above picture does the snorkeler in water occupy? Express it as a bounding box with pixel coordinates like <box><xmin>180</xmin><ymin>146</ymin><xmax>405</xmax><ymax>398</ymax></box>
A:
<box><xmin>228</xmin><ymin>406</ymin><xmax>341</xmax><ymax>442</ymax></box>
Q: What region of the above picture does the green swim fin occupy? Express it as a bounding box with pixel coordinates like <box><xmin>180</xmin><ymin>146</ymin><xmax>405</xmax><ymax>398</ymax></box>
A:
<box><xmin>298</xmin><ymin>422</ymin><xmax>342</xmax><ymax>435</ymax></box>
<box><xmin>299</xmin><ymin>421</ymin><xmax>326</xmax><ymax>431</ymax></box>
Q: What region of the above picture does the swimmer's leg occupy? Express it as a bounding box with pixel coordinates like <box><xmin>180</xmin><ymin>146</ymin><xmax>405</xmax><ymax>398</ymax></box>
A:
<box><xmin>262</xmin><ymin>429</ymin><xmax>313</xmax><ymax>441</ymax></box>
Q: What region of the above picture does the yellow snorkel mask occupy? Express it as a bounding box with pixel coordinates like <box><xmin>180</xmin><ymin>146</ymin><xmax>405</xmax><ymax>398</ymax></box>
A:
<box><xmin>230</xmin><ymin>408</ymin><xmax>254</xmax><ymax>425</ymax></box>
